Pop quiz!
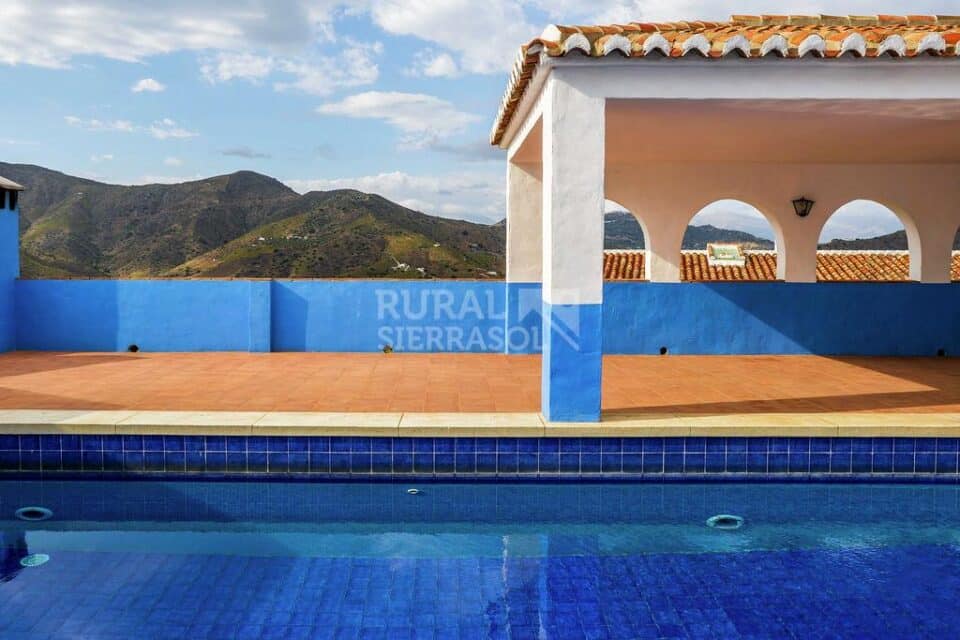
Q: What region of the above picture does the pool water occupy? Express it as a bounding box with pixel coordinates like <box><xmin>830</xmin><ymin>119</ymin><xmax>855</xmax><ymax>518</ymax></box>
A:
<box><xmin>2</xmin><ymin>481</ymin><xmax>960</xmax><ymax>639</ymax></box>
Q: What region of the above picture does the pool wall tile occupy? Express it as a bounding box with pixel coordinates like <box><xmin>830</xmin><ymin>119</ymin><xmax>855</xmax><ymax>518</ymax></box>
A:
<box><xmin>3</xmin><ymin>436</ymin><xmax>960</xmax><ymax>480</ymax></box>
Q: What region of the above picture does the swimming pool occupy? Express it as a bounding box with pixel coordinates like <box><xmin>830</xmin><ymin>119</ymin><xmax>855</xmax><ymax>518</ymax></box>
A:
<box><xmin>2</xmin><ymin>481</ymin><xmax>959</xmax><ymax>639</ymax></box>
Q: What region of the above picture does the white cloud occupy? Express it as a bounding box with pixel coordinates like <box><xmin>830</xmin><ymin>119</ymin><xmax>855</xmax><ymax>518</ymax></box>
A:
<box><xmin>369</xmin><ymin>0</ymin><xmax>535</xmax><ymax>74</ymax></box>
<box><xmin>200</xmin><ymin>52</ymin><xmax>275</xmax><ymax>83</ymax></box>
<box><xmin>408</xmin><ymin>50</ymin><xmax>459</xmax><ymax>78</ymax></box>
<box><xmin>687</xmin><ymin>200</ymin><xmax>775</xmax><ymax>240</ymax></box>
<box><xmin>0</xmin><ymin>1</ymin><xmax>339</xmax><ymax>69</ymax></box>
<box><xmin>90</xmin><ymin>154</ymin><xmax>114</xmax><ymax>163</ymax></box>
<box><xmin>67</xmin><ymin>115</ymin><xmax>197</xmax><ymax>140</ymax></box>
<box><xmin>201</xmin><ymin>40</ymin><xmax>381</xmax><ymax>96</ymax></box>
<box><xmin>148</xmin><ymin>119</ymin><xmax>198</xmax><ymax>140</ymax></box>
<box><xmin>287</xmin><ymin>170</ymin><xmax>504</xmax><ymax>223</ymax></box>
<box><xmin>317</xmin><ymin>91</ymin><xmax>480</xmax><ymax>147</ymax></box>
<box><xmin>131</xmin><ymin>78</ymin><xmax>165</xmax><ymax>93</ymax></box>
<box><xmin>65</xmin><ymin>116</ymin><xmax>136</xmax><ymax>133</ymax></box>
<box><xmin>163</xmin><ymin>157</ymin><xmax>183</xmax><ymax>167</ymax></box>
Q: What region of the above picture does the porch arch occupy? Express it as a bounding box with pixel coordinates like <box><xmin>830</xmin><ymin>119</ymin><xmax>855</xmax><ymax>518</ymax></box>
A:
<box><xmin>817</xmin><ymin>199</ymin><xmax>916</xmax><ymax>281</ymax></box>
<box><xmin>681</xmin><ymin>199</ymin><xmax>781</xmax><ymax>281</ymax></box>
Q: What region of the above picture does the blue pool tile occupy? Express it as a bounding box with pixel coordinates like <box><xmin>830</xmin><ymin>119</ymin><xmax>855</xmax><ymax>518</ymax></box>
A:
<box><xmin>0</xmin><ymin>435</ymin><xmax>17</xmax><ymax>450</ymax></box>
<box><xmin>704</xmin><ymin>454</ymin><xmax>725</xmax><ymax>473</ymax></box>
<box><xmin>165</xmin><ymin>451</ymin><xmax>185</xmax><ymax>472</ymax></box>
<box><xmin>370</xmin><ymin>438</ymin><xmax>392</xmax><ymax>453</ymax></box>
<box><xmin>20</xmin><ymin>435</ymin><xmax>40</xmax><ymax>451</ymax></box>
<box><xmin>789</xmin><ymin>439</ymin><xmax>810</xmax><ymax>453</ymax></box>
<box><xmin>81</xmin><ymin>451</ymin><xmax>102</xmax><ymax>471</ymax></box>
<box><xmin>851</xmin><ymin>453</ymin><xmax>873</xmax><ymax>473</ymax></box>
<box><xmin>392</xmin><ymin>438</ymin><xmax>412</xmax><ymax>453</ymax></box>
<box><xmin>309</xmin><ymin>452</ymin><xmax>330</xmax><ymax>474</ymax></box>
<box><xmin>163</xmin><ymin>435</ymin><xmax>185</xmax><ymax>451</ymax></box>
<box><xmin>830</xmin><ymin>452</ymin><xmax>852</xmax><ymax>473</ymax></box>
<box><xmin>727</xmin><ymin>438</ymin><xmax>747</xmax><ymax>454</ymax></box>
<box><xmin>809</xmin><ymin>454</ymin><xmax>830</xmax><ymax>473</ymax></box>
<box><xmin>289</xmin><ymin>453</ymin><xmax>309</xmax><ymax>473</ymax></box>
<box><xmin>705</xmin><ymin>439</ymin><xmax>725</xmax><ymax>454</ymax></box>
<box><xmin>40</xmin><ymin>435</ymin><xmax>61</xmax><ymax>450</ymax></box>
<box><xmin>122</xmin><ymin>435</ymin><xmax>143</xmax><ymax>451</ymax></box>
<box><xmin>206</xmin><ymin>452</ymin><xmax>227</xmax><ymax>473</ymax></box>
<box><xmin>248</xmin><ymin>437</ymin><xmax>269</xmax><ymax>453</ymax></box>
<box><xmin>622</xmin><ymin>453</ymin><xmax>643</xmax><ymax>473</ymax></box>
<box><xmin>538</xmin><ymin>453</ymin><xmax>559</xmax><ymax>473</ymax></box>
<box><xmin>559</xmin><ymin>454</ymin><xmax>580</xmax><ymax>474</ymax></box>
<box><xmin>893</xmin><ymin>453</ymin><xmax>915</xmax><ymax>473</ymax></box>
<box><xmin>412</xmin><ymin>438</ymin><xmax>433</xmax><ymax>454</ymax></box>
<box><xmin>851</xmin><ymin>438</ymin><xmax>873</xmax><ymax>453</ymax></box>
<box><xmin>747</xmin><ymin>438</ymin><xmax>769</xmax><ymax>453</ymax></box>
<box><xmin>39</xmin><ymin>450</ymin><xmax>61</xmax><ymax>471</ymax></box>
<box><xmin>454</xmin><ymin>438</ymin><xmax>475</xmax><ymax>454</ymax></box>
<box><xmin>872</xmin><ymin>438</ymin><xmax>893</xmax><ymax>453</ymax></box>
<box><xmin>143</xmin><ymin>435</ymin><xmax>164</xmax><ymax>451</ymax></box>
<box><xmin>61</xmin><ymin>434</ymin><xmax>80</xmax><ymax>451</ymax></box>
<box><xmin>331</xmin><ymin>438</ymin><xmax>352</xmax><ymax>453</ymax></box>
<box><xmin>809</xmin><ymin>438</ymin><xmax>830</xmax><ymax>453</ymax></box>
<box><xmin>349</xmin><ymin>453</ymin><xmax>371</xmax><ymax>474</ymax></box>
<box><xmin>475</xmin><ymin>438</ymin><xmax>497</xmax><ymax>453</ymax></box>
<box><xmin>768</xmin><ymin>454</ymin><xmax>789</xmax><ymax>473</ymax></box>
<box><xmin>580</xmin><ymin>453</ymin><xmax>601</xmax><ymax>473</ymax></box>
<box><xmin>663</xmin><ymin>454</ymin><xmax>684</xmax><ymax>473</ymax></box>
<box><xmin>518</xmin><ymin>453</ymin><xmax>538</xmax><ymax>473</ymax></box>
<box><xmin>640</xmin><ymin>438</ymin><xmax>663</xmax><ymax>454</ymax></box>
<box><xmin>832</xmin><ymin>439</ymin><xmax>852</xmax><ymax>454</ymax></box>
<box><xmin>580</xmin><ymin>439</ymin><xmax>601</xmax><ymax>454</ymax></box>
<box><xmin>393</xmin><ymin>453</ymin><xmax>413</xmax><ymax>473</ymax></box>
<box><xmin>370</xmin><ymin>453</ymin><xmax>392</xmax><ymax>473</ymax></box>
<box><xmin>350</xmin><ymin>437</ymin><xmax>372</xmax><ymax>454</ymax></box>
<box><xmin>664</xmin><ymin>439</ymin><xmax>684</xmax><ymax>453</ymax></box>
<box><xmin>20</xmin><ymin>451</ymin><xmax>40</xmax><ymax>471</ymax></box>
<box><xmin>936</xmin><ymin>452</ymin><xmax>958</xmax><ymax>474</ymax></box>
<box><xmin>81</xmin><ymin>435</ymin><xmax>104</xmax><ymax>451</ymax></box>
<box><xmin>330</xmin><ymin>453</ymin><xmax>351</xmax><ymax>473</ymax></box>
<box><xmin>143</xmin><ymin>452</ymin><xmax>164</xmax><ymax>471</ymax></box>
<box><xmin>726</xmin><ymin>453</ymin><xmax>747</xmax><ymax>473</ymax></box>
<box><xmin>61</xmin><ymin>451</ymin><xmax>82</xmax><ymax>471</ymax></box>
<box><xmin>184</xmin><ymin>451</ymin><xmax>204</xmax><ymax>472</ymax></box>
<box><xmin>0</xmin><ymin>451</ymin><xmax>19</xmax><ymax>470</ymax></box>
<box><xmin>601</xmin><ymin>453</ymin><xmax>621</xmax><ymax>473</ymax></box>
<box><xmin>308</xmin><ymin>437</ymin><xmax>330</xmax><ymax>453</ymax></box>
<box><xmin>497</xmin><ymin>453</ymin><xmax>518</xmax><ymax>474</ymax></box>
<box><xmin>684</xmin><ymin>453</ymin><xmax>705</xmax><ymax>473</ymax></box>
<box><xmin>769</xmin><ymin>438</ymin><xmax>790</xmax><ymax>453</ymax></box>
<box><xmin>894</xmin><ymin>438</ymin><xmax>916</xmax><ymax>453</ymax></box>
<box><xmin>246</xmin><ymin>452</ymin><xmax>267</xmax><ymax>473</ymax></box>
<box><xmin>476</xmin><ymin>454</ymin><xmax>497</xmax><ymax>473</ymax></box>
<box><xmin>413</xmin><ymin>453</ymin><xmax>434</xmax><ymax>474</ymax></box>
<box><xmin>103</xmin><ymin>451</ymin><xmax>123</xmax><ymax>472</ymax></box>
<box><xmin>642</xmin><ymin>453</ymin><xmax>664</xmax><ymax>474</ymax></box>
<box><xmin>916</xmin><ymin>438</ymin><xmax>937</xmax><ymax>453</ymax></box>
<box><xmin>455</xmin><ymin>453</ymin><xmax>476</xmax><ymax>474</ymax></box>
<box><xmin>685</xmin><ymin>438</ymin><xmax>706</xmax><ymax>453</ymax></box>
<box><xmin>123</xmin><ymin>451</ymin><xmax>144</xmax><ymax>471</ymax></box>
<box><xmin>937</xmin><ymin>438</ymin><xmax>960</xmax><ymax>453</ymax></box>
<box><xmin>915</xmin><ymin>453</ymin><xmax>936</xmax><ymax>473</ymax></box>
<box><xmin>285</xmin><ymin>437</ymin><xmax>308</xmax><ymax>454</ymax></box>
<box><xmin>872</xmin><ymin>453</ymin><xmax>893</xmax><ymax>473</ymax></box>
<box><xmin>225</xmin><ymin>452</ymin><xmax>246</xmax><ymax>473</ymax></box>
<box><xmin>269</xmin><ymin>436</ymin><xmax>289</xmax><ymax>452</ymax></box>
<box><xmin>184</xmin><ymin>436</ymin><xmax>205</xmax><ymax>452</ymax></box>
<box><xmin>435</xmin><ymin>454</ymin><xmax>455</xmax><ymax>474</ymax></box>
<box><xmin>600</xmin><ymin>438</ymin><xmax>621</xmax><ymax>454</ymax></box>
<box><xmin>559</xmin><ymin>438</ymin><xmax>580</xmax><ymax>454</ymax></box>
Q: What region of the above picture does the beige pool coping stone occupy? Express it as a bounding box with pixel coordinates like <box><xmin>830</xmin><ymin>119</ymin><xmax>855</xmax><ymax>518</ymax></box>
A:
<box><xmin>0</xmin><ymin>409</ymin><xmax>958</xmax><ymax>437</ymax></box>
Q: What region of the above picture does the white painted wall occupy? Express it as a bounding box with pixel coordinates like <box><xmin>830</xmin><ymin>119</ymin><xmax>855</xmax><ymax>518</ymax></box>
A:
<box><xmin>606</xmin><ymin>163</ymin><xmax>960</xmax><ymax>283</ymax></box>
<box><xmin>506</xmin><ymin>162</ymin><xmax>543</xmax><ymax>283</ymax></box>
<box><xmin>541</xmin><ymin>74</ymin><xmax>605</xmax><ymax>305</ymax></box>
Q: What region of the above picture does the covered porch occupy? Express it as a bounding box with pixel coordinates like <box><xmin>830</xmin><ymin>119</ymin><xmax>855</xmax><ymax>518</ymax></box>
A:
<box><xmin>496</xmin><ymin>16</ymin><xmax>960</xmax><ymax>422</ymax></box>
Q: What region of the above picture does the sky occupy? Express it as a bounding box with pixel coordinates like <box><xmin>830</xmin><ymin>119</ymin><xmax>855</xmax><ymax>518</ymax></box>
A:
<box><xmin>2</xmin><ymin>1</ymin><xmax>959</xmax><ymax>241</ymax></box>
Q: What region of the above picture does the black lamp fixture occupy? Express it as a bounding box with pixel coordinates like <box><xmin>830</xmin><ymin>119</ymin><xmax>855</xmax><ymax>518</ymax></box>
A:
<box><xmin>792</xmin><ymin>196</ymin><xmax>814</xmax><ymax>218</ymax></box>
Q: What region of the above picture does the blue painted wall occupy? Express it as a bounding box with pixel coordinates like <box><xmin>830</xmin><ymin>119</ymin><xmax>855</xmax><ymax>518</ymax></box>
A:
<box><xmin>15</xmin><ymin>280</ymin><xmax>267</xmax><ymax>352</ymax></box>
<box><xmin>0</xmin><ymin>195</ymin><xmax>18</xmax><ymax>352</ymax></box>
<box><xmin>11</xmin><ymin>278</ymin><xmax>960</xmax><ymax>356</ymax></box>
<box><xmin>603</xmin><ymin>282</ymin><xmax>960</xmax><ymax>356</ymax></box>
<box><xmin>272</xmin><ymin>280</ymin><xmax>507</xmax><ymax>352</ymax></box>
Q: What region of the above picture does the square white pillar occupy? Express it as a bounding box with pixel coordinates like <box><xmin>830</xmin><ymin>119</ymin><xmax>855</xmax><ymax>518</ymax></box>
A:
<box><xmin>541</xmin><ymin>76</ymin><xmax>605</xmax><ymax>422</ymax></box>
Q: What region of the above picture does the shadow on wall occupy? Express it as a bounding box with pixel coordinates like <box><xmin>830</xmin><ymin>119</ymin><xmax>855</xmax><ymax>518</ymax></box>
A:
<box><xmin>603</xmin><ymin>282</ymin><xmax>960</xmax><ymax>357</ymax></box>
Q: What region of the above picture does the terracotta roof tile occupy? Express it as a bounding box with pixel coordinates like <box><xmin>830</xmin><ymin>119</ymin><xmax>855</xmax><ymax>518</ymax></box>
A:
<box><xmin>492</xmin><ymin>15</ymin><xmax>960</xmax><ymax>145</ymax></box>
<box><xmin>603</xmin><ymin>251</ymin><xmax>960</xmax><ymax>282</ymax></box>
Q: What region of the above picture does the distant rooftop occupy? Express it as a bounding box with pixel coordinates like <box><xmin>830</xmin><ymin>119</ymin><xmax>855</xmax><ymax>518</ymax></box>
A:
<box><xmin>604</xmin><ymin>250</ymin><xmax>960</xmax><ymax>282</ymax></box>
<box><xmin>0</xmin><ymin>176</ymin><xmax>24</xmax><ymax>191</ymax></box>
<box><xmin>492</xmin><ymin>14</ymin><xmax>960</xmax><ymax>144</ymax></box>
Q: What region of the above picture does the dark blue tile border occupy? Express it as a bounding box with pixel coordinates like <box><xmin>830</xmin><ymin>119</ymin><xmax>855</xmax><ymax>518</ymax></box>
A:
<box><xmin>1</xmin><ymin>436</ymin><xmax>959</xmax><ymax>482</ymax></box>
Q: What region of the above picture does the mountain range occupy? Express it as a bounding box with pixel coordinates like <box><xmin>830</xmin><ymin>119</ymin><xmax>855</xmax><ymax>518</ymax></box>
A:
<box><xmin>3</xmin><ymin>163</ymin><xmax>951</xmax><ymax>279</ymax></box>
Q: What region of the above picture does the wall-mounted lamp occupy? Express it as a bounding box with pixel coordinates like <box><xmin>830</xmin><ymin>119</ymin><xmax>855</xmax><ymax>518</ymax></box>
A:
<box><xmin>792</xmin><ymin>196</ymin><xmax>814</xmax><ymax>218</ymax></box>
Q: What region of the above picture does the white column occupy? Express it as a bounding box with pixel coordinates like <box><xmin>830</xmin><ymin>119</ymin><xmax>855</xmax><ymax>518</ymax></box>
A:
<box><xmin>541</xmin><ymin>74</ymin><xmax>605</xmax><ymax>422</ymax></box>
<box><xmin>912</xmin><ymin>223</ymin><xmax>953</xmax><ymax>283</ymax></box>
<box><xmin>506</xmin><ymin>162</ymin><xmax>542</xmax><ymax>283</ymax></box>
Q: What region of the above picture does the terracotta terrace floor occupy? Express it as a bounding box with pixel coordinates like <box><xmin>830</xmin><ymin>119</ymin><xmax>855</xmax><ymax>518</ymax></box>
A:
<box><xmin>0</xmin><ymin>352</ymin><xmax>957</xmax><ymax>415</ymax></box>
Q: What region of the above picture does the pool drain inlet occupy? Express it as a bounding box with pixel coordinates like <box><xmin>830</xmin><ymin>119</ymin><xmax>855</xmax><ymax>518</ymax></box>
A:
<box><xmin>706</xmin><ymin>514</ymin><xmax>744</xmax><ymax>530</ymax></box>
<box><xmin>14</xmin><ymin>507</ymin><xmax>53</xmax><ymax>522</ymax></box>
